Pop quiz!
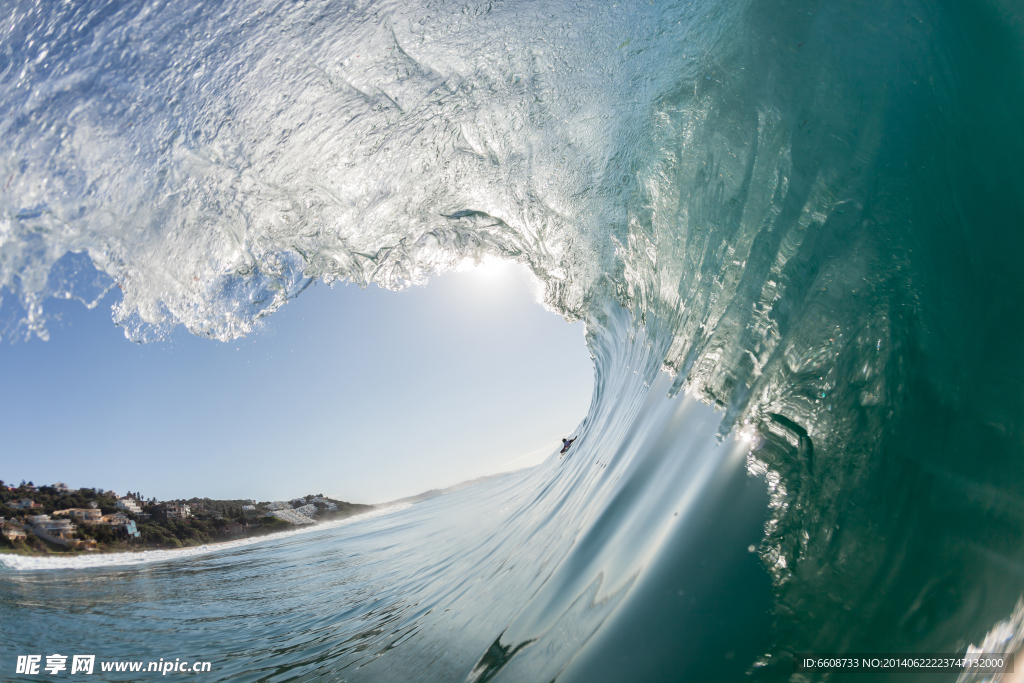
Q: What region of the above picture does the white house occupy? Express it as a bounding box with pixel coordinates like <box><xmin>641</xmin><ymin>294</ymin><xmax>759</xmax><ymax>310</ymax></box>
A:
<box><xmin>116</xmin><ymin>498</ymin><xmax>142</xmax><ymax>515</ymax></box>
<box><xmin>165</xmin><ymin>504</ymin><xmax>190</xmax><ymax>520</ymax></box>
<box><xmin>26</xmin><ymin>515</ymin><xmax>77</xmax><ymax>545</ymax></box>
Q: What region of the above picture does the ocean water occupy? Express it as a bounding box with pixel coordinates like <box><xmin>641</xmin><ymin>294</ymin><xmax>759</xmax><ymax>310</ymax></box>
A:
<box><xmin>2</xmin><ymin>0</ymin><xmax>1024</xmax><ymax>680</ymax></box>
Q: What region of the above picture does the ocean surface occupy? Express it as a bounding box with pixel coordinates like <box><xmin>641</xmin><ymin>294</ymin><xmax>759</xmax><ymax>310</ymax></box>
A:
<box><xmin>3</xmin><ymin>0</ymin><xmax>1024</xmax><ymax>680</ymax></box>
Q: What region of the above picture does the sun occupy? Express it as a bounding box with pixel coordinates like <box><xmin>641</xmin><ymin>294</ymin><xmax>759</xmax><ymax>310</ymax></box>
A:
<box><xmin>455</xmin><ymin>255</ymin><xmax>508</xmax><ymax>279</ymax></box>
<box><xmin>452</xmin><ymin>254</ymin><xmax>548</xmax><ymax>307</ymax></box>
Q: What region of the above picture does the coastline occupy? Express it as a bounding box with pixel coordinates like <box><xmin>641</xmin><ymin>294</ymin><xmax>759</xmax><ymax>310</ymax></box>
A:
<box><xmin>0</xmin><ymin>503</ymin><xmax>409</xmax><ymax>571</ymax></box>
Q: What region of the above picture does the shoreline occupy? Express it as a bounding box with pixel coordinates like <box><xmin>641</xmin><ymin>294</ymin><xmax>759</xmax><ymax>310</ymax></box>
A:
<box><xmin>0</xmin><ymin>503</ymin><xmax>410</xmax><ymax>571</ymax></box>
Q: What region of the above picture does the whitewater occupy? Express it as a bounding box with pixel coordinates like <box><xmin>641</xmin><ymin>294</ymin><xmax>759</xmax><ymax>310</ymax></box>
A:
<box><xmin>3</xmin><ymin>0</ymin><xmax>1024</xmax><ymax>680</ymax></box>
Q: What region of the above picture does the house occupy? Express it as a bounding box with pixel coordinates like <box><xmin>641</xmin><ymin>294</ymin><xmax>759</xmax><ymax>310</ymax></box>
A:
<box><xmin>108</xmin><ymin>518</ymin><xmax>140</xmax><ymax>539</ymax></box>
<box><xmin>116</xmin><ymin>498</ymin><xmax>142</xmax><ymax>515</ymax></box>
<box><xmin>222</xmin><ymin>522</ymin><xmax>245</xmax><ymax>536</ymax></box>
<box><xmin>103</xmin><ymin>512</ymin><xmax>130</xmax><ymax>525</ymax></box>
<box><xmin>242</xmin><ymin>505</ymin><xmax>256</xmax><ymax>512</ymax></box>
<box><xmin>76</xmin><ymin>508</ymin><xmax>104</xmax><ymax>524</ymax></box>
<box><xmin>158</xmin><ymin>504</ymin><xmax>191</xmax><ymax>520</ymax></box>
<box><xmin>51</xmin><ymin>482</ymin><xmax>70</xmax><ymax>493</ymax></box>
<box><xmin>2</xmin><ymin>523</ymin><xmax>26</xmax><ymax>542</ymax></box>
<box><xmin>12</xmin><ymin>498</ymin><xmax>42</xmax><ymax>510</ymax></box>
<box><xmin>26</xmin><ymin>515</ymin><xmax>78</xmax><ymax>546</ymax></box>
<box><xmin>54</xmin><ymin>508</ymin><xmax>104</xmax><ymax>524</ymax></box>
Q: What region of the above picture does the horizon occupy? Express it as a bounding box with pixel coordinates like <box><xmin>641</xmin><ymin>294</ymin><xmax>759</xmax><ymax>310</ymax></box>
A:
<box><xmin>0</xmin><ymin>467</ymin><xmax>526</xmax><ymax>507</ymax></box>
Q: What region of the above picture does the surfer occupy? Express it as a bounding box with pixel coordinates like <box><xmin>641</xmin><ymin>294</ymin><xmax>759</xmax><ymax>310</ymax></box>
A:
<box><xmin>560</xmin><ymin>437</ymin><xmax>576</xmax><ymax>454</ymax></box>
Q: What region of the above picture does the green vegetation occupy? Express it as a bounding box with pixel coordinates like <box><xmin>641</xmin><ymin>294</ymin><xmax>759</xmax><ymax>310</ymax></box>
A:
<box><xmin>0</xmin><ymin>481</ymin><xmax>373</xmax><ymax>556</ymax></box>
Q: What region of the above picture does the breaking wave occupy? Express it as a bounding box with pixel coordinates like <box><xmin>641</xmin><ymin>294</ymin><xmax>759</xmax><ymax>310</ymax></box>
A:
<box><xmin>3</xmin><ymin>0</ymin><xmax>1024</xmax><ymax>678</ymax></box>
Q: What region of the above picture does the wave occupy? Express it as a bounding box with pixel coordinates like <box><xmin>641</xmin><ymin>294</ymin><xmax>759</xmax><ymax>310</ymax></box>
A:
<box><xmin>3</xmin><ymin>0</ymin><xmax>1024</xmax><ymax>677</ymax></box>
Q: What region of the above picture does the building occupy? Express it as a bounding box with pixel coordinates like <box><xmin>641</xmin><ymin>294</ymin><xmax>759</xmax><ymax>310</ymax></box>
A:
<box><xmin>80</xmin><ymin>508</ymin><xmax>104</xmax><ymax>524</ymax></box>
<box><xmin>222</xmin><ymin>522</ymin><xmax>245</xmax><ymax>536</ymax></box>
<box><xmin>158</xmin><ymin>504</ymin><xmax>191</xmax><ymax>520</ymax></box>
<box><xmin>107</xmin><ymin>518</ymin><xmax>140</xmax><ymax>539</ymax></box>
<box><xmin>103</xmin><ymin>512</ymin><xmax>130</xmax><ymax>525</ymax></box>
<box><xmin>26</xmin><ymin>515</ymin><xmax>78</xmax><ymax>546</ymax></box>
<box><xmin>51</xmin><ymin>482</ymin><xmax>70</xmax><ymax>493</ymax></box>
<box><xmin>2</xmin><ymin>523</ymin><xmax>26</xmax><ymax>542</ymax></box>
<box><xmin>264</xmin><ymin>501</ymin><xmax>289</xmax><ymax>511</ymax></box>
<box><xmin>12</xmin><ymin>498</ymin><xmax>42</xmax><ymax>510</ymax></box>
<box><xmin>241</xmin><ymin>505</ymin><xmax>256</xmax><ymax>512</ymax></box>
<box><xmin>116</xmin><ymin>498</ymin><xmax>142</xmax><ymax>515</ymax></box>
<box><xmin>53</xmin><ymin>508</ymin><xmax>105</xmax><ymax>524</ymax></box>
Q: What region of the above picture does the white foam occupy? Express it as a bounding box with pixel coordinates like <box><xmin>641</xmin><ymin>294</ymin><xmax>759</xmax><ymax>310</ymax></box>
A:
<box><xmin>0</xmin><ymin>504</ymin><xmax>410</xmax><ymax>572</ymax></box>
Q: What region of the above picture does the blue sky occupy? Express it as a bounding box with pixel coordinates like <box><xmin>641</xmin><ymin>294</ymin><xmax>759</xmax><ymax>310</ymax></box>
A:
<box><xmin>0</xmin><ymin>259</ymin><xmax>594</xmax><ymax>503</ymax></box>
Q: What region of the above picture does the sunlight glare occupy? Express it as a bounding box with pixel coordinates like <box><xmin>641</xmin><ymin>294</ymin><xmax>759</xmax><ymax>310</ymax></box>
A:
<box><xmin>455</xmin><ymin>255</ymin><xmax>507</xmax><ymax>278</ymax></box>
<box><xmin>454</xmin><ymin>255</ymin><xmax>548</xmax><ymax>307</ymax></box>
